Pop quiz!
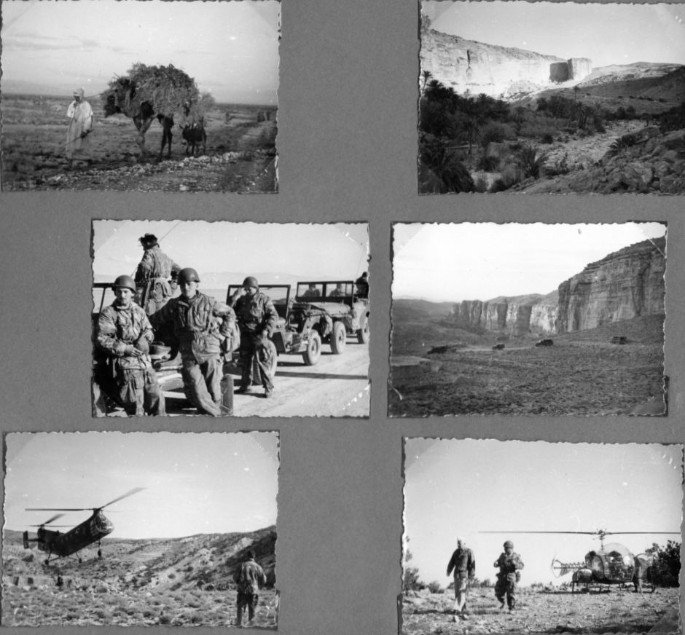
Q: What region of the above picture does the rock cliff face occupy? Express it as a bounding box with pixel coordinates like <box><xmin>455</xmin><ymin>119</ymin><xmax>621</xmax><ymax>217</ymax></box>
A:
<box><xmin>451</xmin><ymin>238</ymin><xmax>665</xmax><ymax>335</ymax></box>
<box><xmin>556</xmin><ymin>237</ymin><xmax>665</xmax><ymax>332</ymax></box>
<box><xmin>421</xmin><ymin>26</ymin><xmax>591</xmax><ymax>98</ymax></box>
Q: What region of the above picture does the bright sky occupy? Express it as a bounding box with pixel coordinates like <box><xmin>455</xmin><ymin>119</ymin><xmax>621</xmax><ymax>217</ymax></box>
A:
<box><xmin>92</xmin><ymin>220</ymin><xmax>369</xmax><ymax>288</ymax></box>
<box><xmin>393</xmin><ymin>222</ymin><xmax>666</xmax><ymax>303</ymax></box>
<box><xmin>404</xmin><ymin>439</ymin><xmax>683</xmax><ymax>586</ymax></box>
<box><xmin>4</xmin><ymin>432</ymin><xmax>279</xmax><ymax>539</ymax></box>
<box><xmin>2</xmin><ymin>0</ymin><xmax>280</xmax><ymax>104</ymax></box>
<box><xmin>423</xmin><ymin>1</ymin><xmax>685</xmax><ymax>68</ymax></box>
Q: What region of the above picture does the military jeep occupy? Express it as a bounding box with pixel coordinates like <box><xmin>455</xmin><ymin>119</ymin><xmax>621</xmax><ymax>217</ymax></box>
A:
<box><xmin>227</xmin><ymin>281</ymin><xmax>369</xmax><ymax>366</ymax></box>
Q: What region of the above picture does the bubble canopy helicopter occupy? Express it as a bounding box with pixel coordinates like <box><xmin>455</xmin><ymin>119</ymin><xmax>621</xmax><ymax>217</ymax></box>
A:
<box><xmin>481</xmin><ymin>529</ymin><xmax>680</xmax><ymax>592</ymax></box>
<box><xmin>22</xmin><ymin>488</ymin><xmax>144</xmax><ymax>564</ymax></box>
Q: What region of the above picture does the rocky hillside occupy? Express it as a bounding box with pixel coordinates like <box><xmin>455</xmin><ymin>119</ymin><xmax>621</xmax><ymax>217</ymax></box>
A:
<box><xmin>451</xmin><ymin>237</ymin><xmax>665</xmax><ymax>336</ymax></box>
<box><xmin>3</xmin><ymin>525</ymin><xmax>277</xmax><ymax>592</ymax></box>
<box><xmin>421</xmin><ymin>27</ymin><xmax>591</xmax><ymax>99</ymax></box>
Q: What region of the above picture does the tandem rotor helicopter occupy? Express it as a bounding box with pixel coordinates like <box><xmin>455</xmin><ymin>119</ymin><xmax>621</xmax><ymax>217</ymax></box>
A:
<box><xmin>22</xmin><ymin>488</ymin><xmax>144</xmax><ymax>565</ymax></box>
<box><xmin>482</xmin><ymin>529</ymin><xmax>680</xmax><ymax>593</ymax></box>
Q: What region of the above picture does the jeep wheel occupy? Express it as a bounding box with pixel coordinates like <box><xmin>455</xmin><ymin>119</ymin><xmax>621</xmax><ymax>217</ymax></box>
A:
<box><xmin>357</xmin><ymin>319</ymin><xmax>370</xmax><ymax>344</ymax></box>
<box><xmin>303</xmin><ymin>331</ymin><xmax>322</xmax><ymax>366</ymax></box>
<box><xmin>330</xmin><ymin>321</ymin><xmax>347</xmax><ymax>354</ymax></box>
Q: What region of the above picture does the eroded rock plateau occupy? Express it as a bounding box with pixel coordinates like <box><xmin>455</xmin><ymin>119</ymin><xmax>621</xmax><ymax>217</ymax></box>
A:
<box><xmin>451</xmin><ymin>237</ymin><xmax>665</xmax><ymax>336</ymax></box>
<box><xmin>421</xmin><ymin>25</ymin><xmax>592</xmax><ymax>98</ymax></box>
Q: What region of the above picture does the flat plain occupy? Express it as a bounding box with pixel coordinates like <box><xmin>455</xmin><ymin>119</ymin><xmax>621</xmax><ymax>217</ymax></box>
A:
<box><xmin>1</xmin><ymin>94</ymin><xmax>277</xmax><ymax>192</ymax></box>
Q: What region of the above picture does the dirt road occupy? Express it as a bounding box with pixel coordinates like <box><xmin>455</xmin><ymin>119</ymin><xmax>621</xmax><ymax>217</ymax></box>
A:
<box><xmin>164</xmin><ymin>341</ymin><xmax>370</xmax><ymax>418</ymax></box>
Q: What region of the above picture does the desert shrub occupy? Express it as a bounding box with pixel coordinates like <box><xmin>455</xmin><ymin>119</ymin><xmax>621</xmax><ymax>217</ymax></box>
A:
<box><xmin>607</xmin><ymin>135</ymin><xmax>636</xmax><ymax>158</ymax></box>
<box><xmin>158</xmin><ymin>614</ymin><xmax>171</xmax><ymax>624</ymax></box>
<box><xmin>474</xmin><ymin>176</ymin><xmax>489</xmax><ymax>193</ymax></box>
<box><xmin>517</xmin><ymin>145</ymin><xmax>547</xmax><ymax>178</ymax></box>
<box><xmin>480</xmin><ymin>122</ymin><xmax>514</xmax><ymax>147</ymax></box>
<box><xmin>427</xmin><ymin>580</ymin><xmax>443</xmax><ymax>594</ymax></box>
<box><xmin>541</xmin><ymin>133</ymin><xmax>554</xmax><ymax>144</ymax></box>
<box><xmin>419</xmin><ymin>135</ymin><xmax>475</xmax><ymax>193</ymax></box>
<box><xmin>478</xmin><ymin>155</ymin><xmax>499</xmax><ymax>171</ymax></box>
<box><xmin>646</xmin><ymin>540</ymin><xmax>681</xmax><ymax>587</ymax></box>
<box><xmin>497</xmin><ymin>163</ymin><xmax>524</xmax><ymax>189</ymax></box>
<box><xmin>658</xmin><ymin>101</ymin><xmax>685</xmax><ymax>132</ymax></box>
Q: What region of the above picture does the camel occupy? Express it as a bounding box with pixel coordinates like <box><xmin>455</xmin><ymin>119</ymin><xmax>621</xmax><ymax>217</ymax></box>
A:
<box><xmin>101</xmin><ymin>64</ymin><xmax>200</xmax><ymax>160</ymax></box>
<box><xmin>102</xmin><ymin>78</ymin><xmax>175</xmax><ymax>159</ymax></box>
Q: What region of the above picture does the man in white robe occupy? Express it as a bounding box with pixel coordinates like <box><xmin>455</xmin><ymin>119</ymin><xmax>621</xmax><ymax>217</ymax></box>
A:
<box><xmin>66</xmin><ymin>88</ymin><xmax>93</xmax><ymax>166</ymax></box>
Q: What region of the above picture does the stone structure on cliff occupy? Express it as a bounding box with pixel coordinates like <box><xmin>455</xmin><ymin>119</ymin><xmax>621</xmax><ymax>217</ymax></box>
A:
<box><xmin>451</xmin><ymin>237</ymin><xmax>665</xmax><ymax>336</ymax></box>
<box><xmin>421</xmin><ymin>25</ymin><xmax>592</xmax><ymax>98</ymax></box>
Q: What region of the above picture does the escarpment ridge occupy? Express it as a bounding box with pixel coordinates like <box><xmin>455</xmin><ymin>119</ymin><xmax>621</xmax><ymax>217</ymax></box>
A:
<box><xmin>451</xmin><ymin>237</ymin><xmax>665</xmax><ymax>336</ymax></box>
<box><xmin>420</xmin><ymin>26</ymin><xmax>592</xmax><ymax>99</ymax></box>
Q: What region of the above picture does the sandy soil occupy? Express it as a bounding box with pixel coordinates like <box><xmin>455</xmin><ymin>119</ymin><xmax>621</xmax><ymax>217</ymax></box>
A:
<box><xmin>159</xmin><ymin>338</ymin><xmax>370</xmax><ymax>418</ymax></box>
<box><xmin>402</xmin><ymin>587</ymin><xmax>680</xmax><ymax>635</ymax></box>
<box><xmin>389</xmin><ymin>316</ymin><xmax>665</xmax><ymax>417</ymax></box>
<box><xmin>1</xmin><ymin>94</ymin><xmax>277</xmax><ymax>192</ymax></box>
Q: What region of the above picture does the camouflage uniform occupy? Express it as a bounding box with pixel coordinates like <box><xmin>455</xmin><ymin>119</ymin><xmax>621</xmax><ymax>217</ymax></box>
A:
<box><xmin>233</xmin><ymin>556</ymin><xmax>267</xmax><ymax>626</ymax></box>
<box><xmin>494</xmin><ymin>550</ymin><xmax>524</xmax><ymax>610</ymax></box>
<box><xmin>134</xmin><ymin>245</ymin><xmax>181</xmax><ymax>316</ymax></box>
<box><xmin>95</xmin><ymin>301</ymin><xmax>165</xmax><ymax>416</ymax></box>
<box><xmin>152</xmin><ymin>292</ymin><xmax>236</xmax><ymax>416</ymax></box>
<box><xmin>232</xmin><ymin>292</ymin><xmax>279</xmax><ymax>393</ymax></box>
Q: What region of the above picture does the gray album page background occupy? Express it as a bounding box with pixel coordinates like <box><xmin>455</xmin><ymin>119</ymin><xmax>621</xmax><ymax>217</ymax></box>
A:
<box><xmin>1</xmin><ymin>0</ymin><xmax>684</xmax><ymax>634</ymax></box>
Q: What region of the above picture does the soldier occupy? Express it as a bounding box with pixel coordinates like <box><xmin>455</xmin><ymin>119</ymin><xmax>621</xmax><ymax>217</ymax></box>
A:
<box><xmin>134</xmin><ymin>233</ymin><xmax>181</xmax><ymax>316</ymax></box>
<box><xmin>95</xmin><ymin>274</ymin><xmax>166</xmax><ymax>416</ymax></box>
<box><xmin>233</xmin><ymin>550</ymin><xmax>267</xmax><ymax>627</ymax></box>
<box><xmin>230</xmin><ymin>276</ymin><xmax>279</xmax><ymax>398</ymax></box>
<box><xmin>446</xmin><ymin>536</ymin><xmax>476</xmax><ymax>621</ymax></box>
<box><xmin>329</xmin><ymin>283</ymin><xmax>346</xmax><ymax>297</ymax></box>
<box><xmin>355</xmin><ymin>271</ymin><xmax>369</xmax><ymax>298</ymax></box>
<box><xmin>493</xmin><ymin>540</ymin><xmax>524</xmax><ymax>612</ymax></box>
<box><xmin>302</xmin><ymin>283</ymin><xmax>321</xmax><ymax>298</ymax></box>
<box><xmin>151</xmin><ymin>268</ymin><xmax>236</xmax><ymax>416</ymax></box>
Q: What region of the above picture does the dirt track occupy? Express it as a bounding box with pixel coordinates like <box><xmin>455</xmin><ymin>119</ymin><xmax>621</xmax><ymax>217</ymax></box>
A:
<box><xmin>164</xmin><ymin>340</ymin><xmax>370</xmax><ymax>418</ymax></box>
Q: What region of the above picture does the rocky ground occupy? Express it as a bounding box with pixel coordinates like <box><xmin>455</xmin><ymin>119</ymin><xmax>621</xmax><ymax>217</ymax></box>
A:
<box><xmin>402</xmin><ymin>587</ymin><xmax>680</xmax><ymax>634</ymax></box>
<box><xmin>515</xmin><ymin>126</ymin><xmax>685</xmax><ymax>194</ymax></box>
<box><xmin>1</xmin><ymin>95</ymin><xmax>277</xmax><ymax>192</ymax></box>
<box><xmin>390</xmin><ymin>315</ymin><xmax>665</xmax><ymax>417</ymax></box>
<box><xmin>2</xmin><ymin>527</ymin><xmax>277</xmax><ymax>627</ymax></box>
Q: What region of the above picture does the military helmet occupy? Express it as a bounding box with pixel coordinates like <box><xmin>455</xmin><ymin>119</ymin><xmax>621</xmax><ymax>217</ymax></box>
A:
<box><xmin>113</xmin><ymin>275</ymin><xmax>136</xmax><ymax>292</ymax></box>
<box><xmin>178</xmin><ymin>268</ymin><xmax>200</xmax><ymax>283</ymax></box>
<box><xmin>504</xmin><ymin>540</ymin><xmax>514</xmax><ymax>549</ymax></box>
<box><xmin>242</xmin><ymin>276</ymin><xmax>259</xmax><ymax>289</ymax></box>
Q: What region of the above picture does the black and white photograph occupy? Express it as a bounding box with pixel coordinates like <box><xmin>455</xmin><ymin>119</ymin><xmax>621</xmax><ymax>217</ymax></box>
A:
<box><xmin>92</xmin><ymin>220</ymin><xmax>370</xmax><ymax>418</ymax></box>
<box><xmin>419</xmin><ymin>1</ymin><xmax>685</xmax><ymax>194</ymax></box>
<box><xmin>390</xmin><ymin>222</ymin><xmax>667</xmax><ymax>417</ymax></box>
<box><xmin>1</xmin><ymin>0</ymin><xmax>279</xmax><ymax>192</ymax></box>
<box><xmin>402</xmin><ymin>438</ymin><xmax>682</xmax><ymax>635</ymax></box>
<box><xmin>3</xmin><ymin>431</ymin><xmax>279</xmax><ymax>627</ymax></box>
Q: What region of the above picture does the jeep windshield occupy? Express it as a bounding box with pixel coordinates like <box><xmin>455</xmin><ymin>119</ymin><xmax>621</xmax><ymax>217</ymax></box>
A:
<box><xmin>295</xmin><ymin>281</ymin><xmax>355</xmax><ymax>302</ymax></box>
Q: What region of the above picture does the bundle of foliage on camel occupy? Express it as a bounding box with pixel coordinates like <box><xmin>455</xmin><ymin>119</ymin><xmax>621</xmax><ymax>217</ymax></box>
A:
<box><xmin>101</xmin><ymin>63</ymin><xmax>205</xmax><ymax>159</ymax></box>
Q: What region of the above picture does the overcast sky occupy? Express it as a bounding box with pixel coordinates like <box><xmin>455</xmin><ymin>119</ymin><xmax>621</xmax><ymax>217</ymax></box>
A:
<box><xmin>423</xmin><ymin>1</ymin><xmax>685</xmax><ymax>68</ymax></box>
<box><xmin>393</xmin><ymin>222</ymin><xmax>666</xmax><ymax>303</ymax></box>
<box><xmin>5</xmin><ymin>432</ymin><xmax>278</xmax><ymax>539</ymax></box>
<box><xmin>92</xmin><ymin>221</ymin><xmax>369</xmax><ymax>290</ymax></box>
<box><xmin>2</xmin><ymin>0</ymin><xmax>280</xmax><ymax>104</ymax></box>
<box><xmin>404</xmin><ymin>439</ymin><xmax>683</xmax><ymax>586</ymax></box>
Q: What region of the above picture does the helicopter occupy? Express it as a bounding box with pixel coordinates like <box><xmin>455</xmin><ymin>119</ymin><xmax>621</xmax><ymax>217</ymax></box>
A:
<box><xmin>482</xmin><ymin>529</ymin><xmax>680</xmax><ymax>593</ymax></box>
<box><xmin>22</xmin><ymin>488</ymin><xmax>144</xmax><ymax>565</ymax></box>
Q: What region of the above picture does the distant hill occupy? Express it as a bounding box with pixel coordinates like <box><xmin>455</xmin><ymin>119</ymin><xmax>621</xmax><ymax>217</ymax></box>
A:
<box><xmin>3</xmin><ymin>525</ymin><xmax>277</xmax><ymax>591</ymax></box>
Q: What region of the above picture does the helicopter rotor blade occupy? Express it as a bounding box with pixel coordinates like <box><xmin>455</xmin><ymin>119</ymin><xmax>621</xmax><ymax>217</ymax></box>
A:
<box><xmin>98</xmin><ymin>487</ymin><xmax>146</xmax><ymax>511</ymax></box>
<box><xmin>27</xmin><ymin>513</ymin><xmax>66</xmax><ymax>526</ymax></box>
<box><xmin>26</xmin><ymin>488</ymin><xmax>145</xmax><ymax>514</ymax></box>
